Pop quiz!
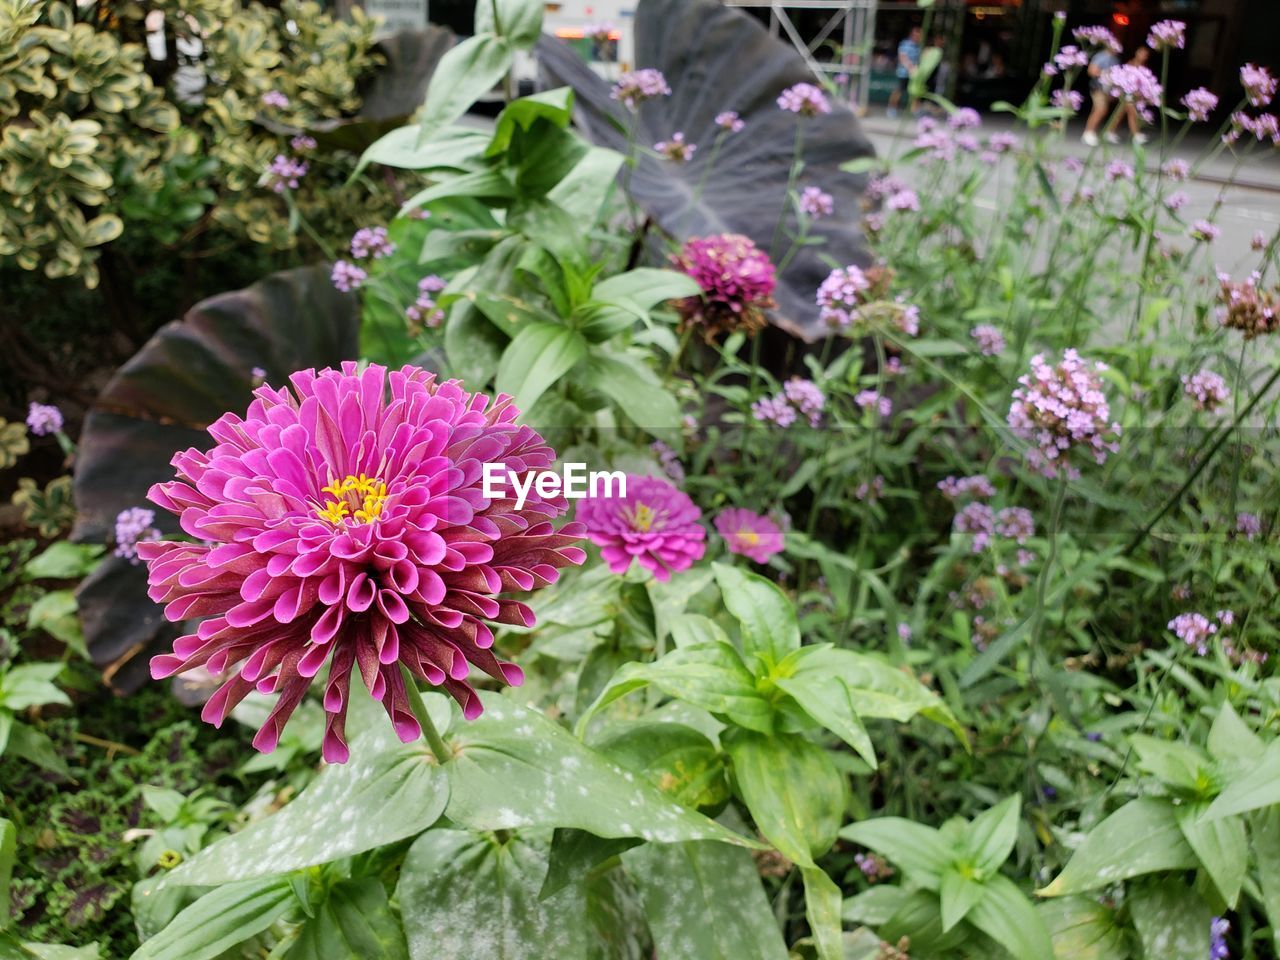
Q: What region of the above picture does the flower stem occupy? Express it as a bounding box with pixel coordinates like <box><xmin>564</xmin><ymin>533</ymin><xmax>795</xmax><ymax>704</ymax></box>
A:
<box><xmin>400</xmin><ymin>664</ymin><xmax>452</xmax><ymax>762</ymax></box>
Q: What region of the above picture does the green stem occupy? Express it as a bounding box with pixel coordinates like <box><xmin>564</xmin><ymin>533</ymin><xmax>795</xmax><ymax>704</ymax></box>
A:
<box><xmin>1029</xmin><ymin>477</ymin><xmax>1069</xmax><ymax>679</ymax></box>
<box><xmin>400</xmin><ymin>664</ymin><xmax>451</xmax><ymax>762</ymax></box>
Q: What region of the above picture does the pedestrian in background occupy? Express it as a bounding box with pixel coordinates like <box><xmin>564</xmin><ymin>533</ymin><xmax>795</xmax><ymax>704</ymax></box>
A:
<box><xmin>1081</xmin><ymin>42</ymin><xmax>1120</xmax><ymax>146</ymax></box>
<box><xmin>1104</xmin><ymin>46</ymin><xmax>1151</xmax><ymax>145</ymax></box>
<box><xmin>888</xmin><ymin>25</ymin><xmax>922</xmax><ymax>118</ymax></box>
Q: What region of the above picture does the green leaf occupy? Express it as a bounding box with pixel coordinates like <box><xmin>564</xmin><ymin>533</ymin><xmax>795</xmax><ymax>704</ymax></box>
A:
<box><xmin>577</xmin><ymin>642</ymin><xmax>774</xmax><ymax>736</ymax></box>
<box><xmin>966</xmin><ymin>874</ymin><xmax>1054</xmax><ymax>960</ymax></box>
<box><xmin>800</xmin><ymin>866</ymin><xmax>845</xmax><ymax>960</ymax></box>
<box><xmin>474</xmin><ymin>0</ymin><xmax>544</xmax><ymax>45</ymax></box>
<box><xmin>724</xmin><ymin>730</ymin><xmax>845</xmax><ymax>866</ymax></box>
<box><xmin>939</xmin><ymin>869</ymin><xmax>985</xmax><ymax>932</ymax></box>
<box><xmin>624</xmin><ymin>840</ymin><xmax>788</xmax><ymax>960</ymax></box>
<box><xmin>291</xmin><ymin>878</ymin><xmax>409</xmax><ymax>960</ymax></box>
<box><xmin>711</xmin><ymin>562</ymin><xmax>799</xmax><ymax>669</ymax></box>
<box><xmin>132</xmin><ymin>877</ymin><xmax>299</xmax><ymax>960</ymax></box>
<box><xmin>772</xmin><ymin>673</ymin><xmax>875</xmax><ymax>768</ymax></box>
<box><xmin>842</xmin><ymin>886</ymin><xmax>913</xmax><ymax>925</ymax></box>
<box><xmin>487</xmin><ymin>88</ymin><xmax>575</xmax><ymax>157</ymax></box>
<box><xmin>668</xmin><ymin>613</ymin><xmax>731</xmax><ymax>650</ymax></box>
<box><xmin>164</xmin><ymin>719</ymin><xmax>448</xmax><ymax>886</ymax></box>
<box><xmin>0</xmin><ymin>819</ymin><xmax>15</xmax><ymax>928</ymax></box>
<box><xmin>579</xmin><ymin>353</ymin><xmax>682</xmax><ymax>434</ymax></box>
<box><xmin>445</xmin><ymin>693</ymin><xmax>756</xmax><ymax>848</ymax></box>
<box><xmin>401</xmin><ymin>168</ymin><xmax>515</xmax><ymax>210</ymax></box>
<box><xmin>1207</xmin><ymin>701</ymin><xmax>1265</xmax><ymax>769</ymax></box>
<box><xmin>494</xmin><ymin>322</ymin><xmax>587</xmax><ymax>412</ymax></box>
<box><xmin>22</xmin><ymin>542</ymin><xmax>103</xmax><ymax>580</ymax></box>
<box><xmin>541</xmin><ymin>829</ymin><xmax>640</xmax><ymax>900</ymax></box>
<box><xmin>1037</xmin><ymin>799</ymin><xmax>1197</xmax><ymax>896</ymax></box>
<box><xmin>1250</xmin><ymin>807</ymin><xmax>1280</xmax><ymax>954</ymax></box>
<box><xmin>592</xmin><ymin>269</ymin><xmax>702</xmax><ymax>311</ymax></box>
<box><xmin>1204</xmin><ymin>742</ymin><xmax>1280</xmax><ymax>820</ymax></box>
<box><xmin>24</xmin><ymin>592</ymin><xmax>85</xmax><ymax>655</ymax></box>
<box><xmin>444</xmin><ymin>300</ymin><xmax>506</xmax><ymax>385</ymax></box>
<box><xmin>357</xmin><ymin>125</ymin><xmax>491</xmax><ymax>175</ymax></box>
<box><xmin>397</xmin><ymin>830</ymin><xmax>642</xmax><ymax>959</ymax></box>
<box><xmin>547</xmin><ymin>147</ymin><xmax>625</xmax><ymax>223</ymax></box>
<box><xmin>5</xmin><ymin>722</ymin><xmax>69</xmax><ymax>776</ymax></box>
<box><xmin>839</xmin><ymin>818</ymin><xmax>953</xmax><ymax>888</ymax></box>
<box><xmin>1</xmin><ymin>663</ymin><xmax>69</xmax><ymax>710</ymax></box>
<box><xmin>415</xmin><ymin>35</ymin><xmax>515</xmax><ymax>146</ymax></box>
<box><xmin>964</xmin><ymin>794</ymin><xmax>1020</xmax><ymax>876</ymax></box>
<box><xmin>1128</xmin><ymin>880</ymin><xmax>1211</xmax><ymax>960</ymax></box>
<box><xmin>574</xmin><ymin>298</ymin><xmax>648</xmax><ymax>343</ymax></box>
<box><xmin>592</xmin><ymin>721</ymin><xmax>729</xmax><ymax>811</ymax></box>
<box><xmin>1036</xmin><ymin>898</ymin><xmax>1128</xmax><ymax>960</ymax></box>
<box><xmin>1177</xmin><ymin>802</ymin><xmax>1246</xmax><ymax>908</ymax></box>
<box><xmin>1129</xmin><ymin>734</ymin><xmax>1211</xmax><ymax>794</ymax></box>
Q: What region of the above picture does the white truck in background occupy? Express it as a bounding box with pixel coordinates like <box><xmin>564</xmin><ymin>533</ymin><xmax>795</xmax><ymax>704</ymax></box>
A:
<box><xmin>513</xmin><ymin>0</ymin><xmax>637</xmax><ymax>90</ymax></box>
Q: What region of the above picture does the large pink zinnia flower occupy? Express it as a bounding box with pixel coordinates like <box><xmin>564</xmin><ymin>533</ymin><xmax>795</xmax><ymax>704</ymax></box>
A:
<box><xmin>577</xmin><ymin>474</ymin><xmax>705</xmax><ymax>581</ymax></box>
<box><xmin>714</xmin><ymin>508</ymin><xmax>784</xmax><ymax>564</ymax></box>
<box><xmin>139</xmin><ymin>363</ymin><xmax>586</xmax><ymax>763</ymax></box>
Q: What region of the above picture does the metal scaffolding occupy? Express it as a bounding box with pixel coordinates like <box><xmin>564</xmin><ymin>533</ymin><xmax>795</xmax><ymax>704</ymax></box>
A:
<box><xmin>724</xmin><ymin>0</ymin><xmax>878</xmax><ymax>113</ymax></box>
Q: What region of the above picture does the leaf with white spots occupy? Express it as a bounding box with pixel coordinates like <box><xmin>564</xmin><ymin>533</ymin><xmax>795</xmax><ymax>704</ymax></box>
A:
<box><xmin>1128</xmin><ymin>880</ymin><xmax>1211</xmax><ymax>960</ymax></box>
<box><xmin>444</xmin><ymin>693</ymin><xmax>758</xmax><ymax>849</ymax></box>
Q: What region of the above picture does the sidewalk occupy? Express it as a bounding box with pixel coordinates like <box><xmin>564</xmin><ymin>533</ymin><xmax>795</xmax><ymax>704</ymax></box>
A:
<box><xmin>858</xmin><ymin>107</ymin><xmax>1280</xmax><ymax>194</ymax></box>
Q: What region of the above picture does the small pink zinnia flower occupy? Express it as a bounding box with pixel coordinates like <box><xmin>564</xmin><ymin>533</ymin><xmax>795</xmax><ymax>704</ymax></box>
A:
<box><xmin>140</xmin><ymin>364</ymin><xmax>587</xmax><ymax>762</ymax></box>
<box><xmin>578</xmin><ymin>474</ymin><xmax>706</xmax><ymax>581</ymax></box>
<box><xmin>671</xmin><ymin>234</ymin><xmax>777</xmax><ymax>338</ymax></box>
<box><xmin>715</xmin><ymin>508</ymin><xmax>784</xmax><ymax>564</ymax></box>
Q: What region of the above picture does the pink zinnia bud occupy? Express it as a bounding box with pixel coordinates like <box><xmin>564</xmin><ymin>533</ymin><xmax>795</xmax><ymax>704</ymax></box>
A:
<box><xmin>578</xmin><ymin>474</ymin><xmax>705</xmax><ymax>581</ymax></box>
<box><xmin>140</xmin><ymin>364</ymin><xmax>587</xmax><ymax>762</ymax></box>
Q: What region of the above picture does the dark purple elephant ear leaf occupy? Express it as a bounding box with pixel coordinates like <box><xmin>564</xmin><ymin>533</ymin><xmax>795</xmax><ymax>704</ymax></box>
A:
<box><xmin>537</xmin><ymin>0</ymin><xmax>876</xmax><ymax>342</ymax></box>
<box><xmin>73</xmin><ymin>265</ymin><xmax>358</xmax><ymax>692</ymax></box>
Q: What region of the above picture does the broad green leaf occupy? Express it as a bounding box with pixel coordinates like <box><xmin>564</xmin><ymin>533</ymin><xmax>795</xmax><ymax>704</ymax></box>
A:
<box><xmin>624</xmin><ymin>840</ymin><xmax>788</xmax><ymax>960</ymax></box>
<box><xmin>1207</xmin><ymin>701</ymin><xmax>1265</xmax><ymax>770</ymax></box>
<box><xmin>592</xmin><ymin>721</ymin><xmax>729</xmax><ymax>810</ymax></box>
<box><xmin>356</xmin><ymin>124</ymin><xmax>491</xmax><ymax>175</ymax></box>
<box><xmin>1129</xmin><ymin>735</ymin><xmax>1211</xmax><ymax>794</ymax></box>
<box><xmin>1177</xmin><ymin>802</ymin><xmax>1246</xmax><ymax>908</ymax></box>
<box><xmin>22</xmin><ymin>542</ymin><xmax>103</xmax><ymax>580</ymax></box>
<box><xmin>801</xmin><ymin>866</ymin><xmax>845</xmax><ymax>960</ymax></box>
<box><xmin>772</xmin><ymin>673</ymin><xmax>875</xmax><ymax>768</ymax></box>
<box><xmin>541</xmin><ymin>829</ymin><xmax>640</xmax><ymax>900</ymax></box>
<box><xmin>939</xmin><ymin>869</ymin><xmax>985</xmax><ymax>932</ymax></box>
<box><xmin>1204</xmin><ymin>743</ymin><xmax>1280</xmax><ymax>820</ymax></box>
<box><xmin>401</xmin><ymin>168</ymin><xmax>515</xmax><ymax>210</ymax></box>
<box><xmin>1037</xmin><ymin>898</ymin><xmax>1128</xmax><ymax>960</ymax></box>
<box><xmin>487</xmin><ymin>88</ymin><xmax>575</xmax><ymax>157</ymax></box>
<box><xmin>415</xmin><ymin>35</ymin><xmax>515</xmax><ymax>146</ymax></box>
<box><xmin>445</xmin><ymin>693</ymin><xmax>756</xmax><ymax>848</ymax></box>
<box><xmin>964</xmin><ymin>794</ymin><xmax>1020</xmax><ymax>876</ymax></box>
<box><xmin>1128</xmin><ymin>880</ymin><xmax>1211</xmax><ymax>960</ymax></box>
<box><xmin>397</xmin><ymin>829</ymin><xmax>643</xmax><ymax>959</ymax></box>
<box><xmin>592</xmin><ymin>269</ymin><xmax>702</xmax><ymax>311</ymax></box>
<box><xmin>444</xmin><ymin>300</ymin><xmax>506</xmax><ymax>385</ymax></box>
<box><xmin>1038</xmin><ymin>799</ymin><xmax>1197</xmax><ymax>896</ymax></box>
<box><xmin>577</xmin><ymin>642</ymin><xmax>774</xmax><ymax>736</ymax></box>
<box><xmin>133</xmin><ymin>877</ymin><xmax>299</xmax><ymax>960</ymax></box>
<box><xmin>11</xmin><ymin>942</ymin><xmax>101</xmax><ymax>959</ymax></box>
<box><xmin>548</xmin><ymin>147</ymin><xmax>625</xmax><ymax>223</ymax></box>
<box><xmin>711</xmin><ymin>562</ymin><xmax>799</xmax><ymax>669</ymax></box>
<box><xmin>495</xmin><ymin>323</ymin><xmax>587</xmax><ymax>413</ymax></box>
<box><xmin>474</xmin><ymin>0</ymin><xmax>544</xmax><ymax>45</ymax></box>
<box><xmin>839</xmin><ymin>818</ymin><xmax>953</xmax><ymax>889</ymax></box>
<box><xmin>668</xmin><ymin>614</ymin><xmax>731</xmax><ymax>650</ymax></box>
<box><xmin>724</xmin><ymin>730</ymin><xmax>845</xmax><ymax>866</ymax></box>
<box><xmin>1250</xmin><ymin>807</ymin><xmax>1280</xmax><ymax>954</ymax></box>
<box><xmin>579</xmin><ymin>353</ymin><xmax>683</xmax><ymax>434</ymax></box>
<box><xmin>164</xmin><ymin>719</ymin><xmax>448</xmax><ymax>886</ymax></box>
<box><xmin>290</xmin><ymin>878</ymin><xmax>409</xmax><ymax>960</ymax></box>
<box><xmin>966</xmin><ymin>875</ymin><xmax>1054</xmax><ymax>960</ymax></box>
<box><xmin>842</xmin><ymin>886</ymin><xmax>913</xmax><ymax>925</ymax></box>
<box><xmin>574</xmin><ymin>298</ymin><xmax>649</xmax><ymax>343</ymax></box>
<box><xmin>24</xmin><ymin>592</ymin><xmax>85</xmax><ymax>655</ymax></box>
<box><xmin>1</xmin><ymin>663</ymin><xmax>69</xmax><ymax>710</ymax></box>
<box><xmin>5</xmin><ymin>723</ymin><xmax>69</xmax><ymax>776</ymax></box>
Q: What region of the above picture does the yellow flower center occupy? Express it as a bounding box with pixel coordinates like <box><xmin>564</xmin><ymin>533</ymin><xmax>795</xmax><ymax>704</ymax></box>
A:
<box><xmin>316</xmin><ymin>474</ymin><xmax>388</xmax><ymax>525</ymax></box>
<box><xmin>628</xmin><ymin>502</ymin><xmax>657</xmax><ymax>533</ymax></box>
<box><xmin>738</xmin><ymin>530</ymin><xmax>761</xmax><ymax>546</ymax></box>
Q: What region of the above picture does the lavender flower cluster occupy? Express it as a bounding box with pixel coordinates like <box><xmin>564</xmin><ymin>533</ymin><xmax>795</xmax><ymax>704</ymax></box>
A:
<box><xmin>1007</xmin><ymin>350</ymin><xmax>1120</xmax><ymax>479</ymax></box>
